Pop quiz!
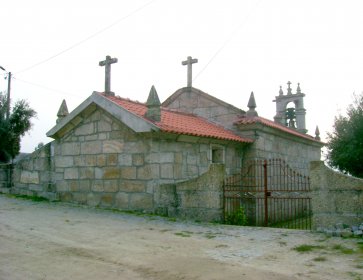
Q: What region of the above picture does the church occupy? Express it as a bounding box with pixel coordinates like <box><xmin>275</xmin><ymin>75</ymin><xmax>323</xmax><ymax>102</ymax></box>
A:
<box><xmin>2</xmin><ymin>56</ymin><xmax>324</xmax><ymax>222</ymax></box>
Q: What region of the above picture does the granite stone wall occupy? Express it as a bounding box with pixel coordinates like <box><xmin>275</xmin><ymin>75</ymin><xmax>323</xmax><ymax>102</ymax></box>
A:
<box><xmin>0</xmin><ymin>164</ymin><xmax>12</xmax><ymax>192</ymax></box>
<box><xmin>310</xmin><ymin>161</ymin><xmax>363</xmax><ymax>229</ymax></box>
<box><xmin>241</xmin><ymin>128</ymin><xmax>321</xmax><ymax>175</ymax></box>
<box><xmin>155</xmin><ymin>163</ymin><xmax>225</xmax><ymax>222</ymax></box>
<box><xmin>9</xmin><ymin>143</ymin><xmax>56</xmax><ymax>200</ymax></box>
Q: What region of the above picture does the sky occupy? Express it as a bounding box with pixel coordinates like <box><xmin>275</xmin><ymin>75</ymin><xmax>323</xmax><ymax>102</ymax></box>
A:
<box><xmin>1</xmin><ymin>0</ymin><xmax>363</xmax><ymax>155</ymax></box>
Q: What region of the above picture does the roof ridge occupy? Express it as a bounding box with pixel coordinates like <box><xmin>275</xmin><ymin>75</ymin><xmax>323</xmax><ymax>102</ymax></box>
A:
<box><xmin>103</xmin><ymin>92</ymin><xmax>212</xmax><ymax>119</ymax></box>
<box><xmin>103</xmin><ymin>93</ymin><xmax>144</xmax><ymax>105</ymax></box>
<box><xmin>235</xmin><ymin>115</ymin><xmax>322</xmax><ymax>143</ymax></box>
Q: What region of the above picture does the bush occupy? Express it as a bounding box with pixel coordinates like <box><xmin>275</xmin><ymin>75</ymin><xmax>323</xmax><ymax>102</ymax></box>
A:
<box><xmin>225</xmin><ymin>206</ymin><xmax>248</xmax><ymax>226</ymax></box>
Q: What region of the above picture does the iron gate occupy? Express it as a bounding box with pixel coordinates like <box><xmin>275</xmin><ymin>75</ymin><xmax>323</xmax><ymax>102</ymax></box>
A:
<box><xmin>223</xmin><ymin>159</ymin><xmax>312</xmax><ymax>229</ymax></box>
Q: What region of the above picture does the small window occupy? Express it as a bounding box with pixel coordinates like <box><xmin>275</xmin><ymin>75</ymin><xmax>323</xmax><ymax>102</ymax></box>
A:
<box><xmin>211</xmin><ymin>145</ymin><xmax>225</xmax><ymax>164</ymax></box>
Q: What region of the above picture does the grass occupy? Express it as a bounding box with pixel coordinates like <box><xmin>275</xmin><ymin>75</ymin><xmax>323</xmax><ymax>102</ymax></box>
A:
<box><xmin>6</xmin><ymin>193</ymin><xmax>49</xmax><ymax>202</ymax></box>
<box><xmin>312</xmin><ymin>256</ymin><xmax>327</xmax><ymax>262</ymax></box>
<box><xmin>293</xmin><ymin>244</ymin><xmax>325</xmax><ymax>253</ymax></box>
<box><xmin>348</xmin><ymin>272</ymin><xmax>362</xmax><ymax>280</ymax></box>
<box><xmin>204</xmin><ymin>233</ymin><xmax>217</xmax><ymax>239</ymax></box>
<box><xmin>332</xmin><ymin>244</ymin><xmax>355</xmax><ymax>255</ymax></box>
<box><xmin>357</xmin><ymin>241</ymin><xmax>363</xmax><ymax>253</ymax></box>
<box><xmin>268</xmin><ymin>215</ymin><xmax>312</xmax><ymax>230</ymax></box>
<box><xmin>174</xmin><ymin>232</ymin><xmax>191</xmax><ymax>238</ymax></box>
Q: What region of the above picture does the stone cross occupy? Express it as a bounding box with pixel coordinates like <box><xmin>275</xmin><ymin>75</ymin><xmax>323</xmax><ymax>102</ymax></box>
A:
<box><xmin>287</xmin><ymin>81</ymin><xmax>292</xmax><ymax>95</ymax></box>
<box><xmin>182</xmin><ymin>56</ymin><xmax>198</xmax><ymax>87</ymax></box>
<box><xmin>99</xmin><ymin>55</ymin><xmax>118</xmax><ymax>95</ymax></box>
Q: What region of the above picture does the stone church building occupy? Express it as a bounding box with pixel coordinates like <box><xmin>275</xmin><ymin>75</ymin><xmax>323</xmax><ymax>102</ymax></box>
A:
<box><xmin>0</xmin><ymin>56</ymin><xmax>323</xmax><ymax>222</ymax></box>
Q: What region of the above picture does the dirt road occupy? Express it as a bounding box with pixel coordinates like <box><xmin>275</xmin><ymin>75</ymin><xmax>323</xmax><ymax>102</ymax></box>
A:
<box><xmin>0</xmin><ymin>195</ymin><xmax>362</xmax><ymax>280</ymax></box>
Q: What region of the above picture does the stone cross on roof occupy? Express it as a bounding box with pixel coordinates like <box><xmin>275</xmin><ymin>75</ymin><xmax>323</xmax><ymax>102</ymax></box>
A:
<box><xmin>287</xmin><ymin>81</ymin><xmax>292</xmax><ymax>95</ymax></box>
<box><xmin>182</xmin><ymin>56</ymin><xmax>198</xmax><ymax>87</ymax></box>
<box><xmin>99</xmin><ymin>55</ymin><xmax>118</xmax><ymax>96</ymax></box>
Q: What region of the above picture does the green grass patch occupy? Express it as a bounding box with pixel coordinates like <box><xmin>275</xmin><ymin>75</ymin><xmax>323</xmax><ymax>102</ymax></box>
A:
<box><xmin>313</xmin><ymin>256</ymin><xmax>327</xmax><ymax>262</ymax></box>
<box><xmin>174</xmin><ymin>232</ymin><xmax>191</xmax><ymax>237</ymax></box>
<box><xmin>293</xmin><ymin>244</ymin><xmax>325</xmax><ymax>253</ymax></box>
<box><xmin>348</xmin><ymin>272</ymin><xmax>362</xmax><ymax>280</ymax></box>
<box><xmin>268</xmin><ymin>214</ymin><xmax>312</xmax><ymax>230</ymax></box>
<box><xmin>204</xmin><ymin>233</ymin><xmax>217</xmax><ymax>239</ymax></box>
<box><xmin>357</xmin><ymin>241</ymin><xmax>363</xmax><ymax>253</ymax></box>
<box><xmin>332</xmin><ymin>244</ymin><xmax>355</xmax><ymax>255</ymax></box>
<box><xmin>7</xmin><ymin>193</ymin><xmax>49</xmax><ymax>202</ymax></box>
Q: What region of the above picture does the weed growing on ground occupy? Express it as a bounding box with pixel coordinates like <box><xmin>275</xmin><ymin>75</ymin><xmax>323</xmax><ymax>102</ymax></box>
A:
<box><xmin>6</xmin><ymin>193</ymin><xmax>49</xmax><ymax>202</ymax></box>
<box><xmin>293</xmin><ymin>244</ymin><xmax>325</xmax><ymax>253</ymax></box>
<box><xmin>225</xmin><ymin>206</ymin><xmax>248</xmax><ymax>226</ymax></box>
<box><xmin>332</xmin><ymin>244</ymin><xmax>355</xmax><ymax>255</ymax></box>
<box><xmin>313</xmin><ymin>256</ymin><xmax>327</xmax><ymax>262</ymax></box>
<box><xmin>174</xmin><ymin>232</ymin><xmax>191</xmax><ymax>237</ymax></box>
<box><xmin>204</xmin><ymin>233</ymin><xmax>216</xmax><ymax>239</ymax></box>
<box><xmin>348</xmin><ymin>271</ymin><xmax>362</xmax><ymax>280</ymax></box>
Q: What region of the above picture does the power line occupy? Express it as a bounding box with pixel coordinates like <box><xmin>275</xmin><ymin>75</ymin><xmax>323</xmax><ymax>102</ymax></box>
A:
<box><xmin>193</xmin><ymin>0</ymin><xmax>263</xmax><ymax>82</ymax></box>
<box><xmin>14</xmin><ymin>0</ymin><xmax>157</xmax><ymax>75</ymax></box>
<box><xmin>13</xmin><ymin>77</ymin><xmax>84</xmax><ymax>98</ymax></box>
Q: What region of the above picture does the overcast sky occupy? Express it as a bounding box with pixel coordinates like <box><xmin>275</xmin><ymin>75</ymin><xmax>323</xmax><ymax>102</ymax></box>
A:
<box><xmin>2</xmin><ymin>0</ymin><xmax>363</xmax><ymax>154</ymax></box>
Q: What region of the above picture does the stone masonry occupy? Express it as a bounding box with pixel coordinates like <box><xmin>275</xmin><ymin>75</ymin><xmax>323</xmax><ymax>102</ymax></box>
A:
<box><xmin>0</xmin><ymin>104</ymin><xmax>242</xmax><ymax>222</ymax></box>
<box><xmin>310</xmin><ymin>161</ymin><xmax>363</xmax><ymax>229</ymax></box>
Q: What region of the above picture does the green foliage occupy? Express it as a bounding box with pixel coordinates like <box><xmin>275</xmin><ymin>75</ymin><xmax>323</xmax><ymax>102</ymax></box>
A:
<box><xmin>0</xmin><ymin>92</ymin><xmax>36</xmax><ymax>162</ymax></box>
<box><xmin>225</xmin><ymin>206</ymin><xmax>248</xmax><ymax>226</ymax></box>
<box><xmin>327</xmin><ymin>93</ymin><xmax>363</xmax><ymax>178</ymax></box>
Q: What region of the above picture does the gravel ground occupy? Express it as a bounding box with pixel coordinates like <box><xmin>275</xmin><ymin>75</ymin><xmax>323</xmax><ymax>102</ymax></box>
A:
<box><xmin>0</xmin><ymin>194</ymin><xmax>362</xmax><ymax>280</ymax></box>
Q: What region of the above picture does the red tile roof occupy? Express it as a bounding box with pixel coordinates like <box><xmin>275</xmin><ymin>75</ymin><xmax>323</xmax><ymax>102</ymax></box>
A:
<box><xmin>104</xmin><ymin>94</ymin><xmax>253</xmax><ymax>144</ymax></box>
<box><xmin>234</xmin><ymin>116</ymin><xmax>322</xmax><ymax>143</ymax></box>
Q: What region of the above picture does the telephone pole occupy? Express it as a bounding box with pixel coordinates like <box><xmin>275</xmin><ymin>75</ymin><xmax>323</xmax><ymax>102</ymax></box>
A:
<box><xmin>0</xmin><ymin>66</ymin><xmax>11</xmax><ymax>119</ymax></box>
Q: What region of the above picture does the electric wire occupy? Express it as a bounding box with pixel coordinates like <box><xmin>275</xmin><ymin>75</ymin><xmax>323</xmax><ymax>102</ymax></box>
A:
<box><xmin>14</xmin><ymin>0</ymin><xmax>157</xmax><ymax>75</ymax></box>
<box><xmin>193</xmin><ymin>0</ymin><xmax>263</xmax><ymax>82</ymax></box>
<box><xmin>13</xmin><ymin>77</ymin><xmax>84</xmax><ymax>98</ymax></box>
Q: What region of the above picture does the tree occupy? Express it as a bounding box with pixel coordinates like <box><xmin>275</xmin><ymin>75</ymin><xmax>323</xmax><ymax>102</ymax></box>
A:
<box><xmin>327</xmin><ymin>93</ymin><xmax>363</xmax><ymax>178</ymax></box>
<box><xmin>0</xmin><ymin>92</ymin><xmax>36</xmax><ymax>163</ymax></box>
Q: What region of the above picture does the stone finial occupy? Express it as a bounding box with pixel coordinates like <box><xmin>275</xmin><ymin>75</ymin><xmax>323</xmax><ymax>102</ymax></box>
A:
<box><xmin>56</xmin><ymin>99</ymin><xmax>69</xmax><ymax>124</ymax></box>
<box><xmin>279</xmin><ymin>86</ymin><xmax>284</xmax><ymax>96</ymax></box>
<box><xmin>315</xmin><ymin>126</ymin><xmax>321</xmax><ymax>140</ymax></box>
<box><xmin>287</xmin><ymin>81</ymin><xmax>292</xmax><ymax>95</ymax></box>
<box><xmin>145</xmin><ymin>85</ymin><xmax>161</xmax><ymax>122</ymax></box>
<box><xmin>246</xmin><ymin>91</ymin><xmax>258</xmax><ymax>117</ymax></box>
<box><xmin>296</xmin><ymin>83</ymin><xmax>302</xmax><ymax>94</ymax></box>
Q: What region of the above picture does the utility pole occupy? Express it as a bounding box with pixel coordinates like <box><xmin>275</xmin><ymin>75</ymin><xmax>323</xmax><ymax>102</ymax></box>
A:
<box><xmin>0</xmin><ymin>66</ymin><xmax>11</xmax><ymax>120</ymax></box>
<box><xmin>6</xmin><ymin>72</ymin><xmax>11</xmax><ymax>120</ymax></box>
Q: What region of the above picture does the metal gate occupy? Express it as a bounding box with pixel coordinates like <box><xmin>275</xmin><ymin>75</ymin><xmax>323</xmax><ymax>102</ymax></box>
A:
<box><xmin>223</xmin><ymin>159</ymin><xmax>312</xmax><ymax>230</ymax></box>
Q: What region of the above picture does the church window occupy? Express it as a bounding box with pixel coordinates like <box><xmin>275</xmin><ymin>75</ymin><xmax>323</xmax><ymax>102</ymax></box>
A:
<box><xmin>211</xmin><ymin>144</ymin><xmax>225</xmax><ymax>164</ymax></box>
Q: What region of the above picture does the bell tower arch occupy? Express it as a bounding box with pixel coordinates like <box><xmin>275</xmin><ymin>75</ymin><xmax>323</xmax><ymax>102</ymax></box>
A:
<box><xmin>273</xmin><ymin>81</ymin><xmax>307</xmax><ymax>134</ymax></box>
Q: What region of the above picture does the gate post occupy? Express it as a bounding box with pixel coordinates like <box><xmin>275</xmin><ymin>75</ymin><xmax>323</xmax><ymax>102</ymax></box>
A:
<box><xmin>264</xmin><ymin>160</ymin><xmax>268</xmax><ymax>226</ymax></box>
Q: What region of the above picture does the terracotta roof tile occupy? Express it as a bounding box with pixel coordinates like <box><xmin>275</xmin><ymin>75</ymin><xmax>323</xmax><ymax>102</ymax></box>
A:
<box><xmin>104</xmin><ymin>94</ymin><xmax>253</xmax><ymax>144</ymax></box>
<box><xmin>234</xmin><ymin>116</ymin><xmax>322</xmax><ymax>143</ymax></box>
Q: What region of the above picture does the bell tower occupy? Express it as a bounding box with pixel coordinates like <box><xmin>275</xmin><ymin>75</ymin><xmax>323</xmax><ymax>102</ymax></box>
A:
<box><xmin>273</xmin><ymin>81</ymin><xmax>307</xmax><ymax>134</ymax></box>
